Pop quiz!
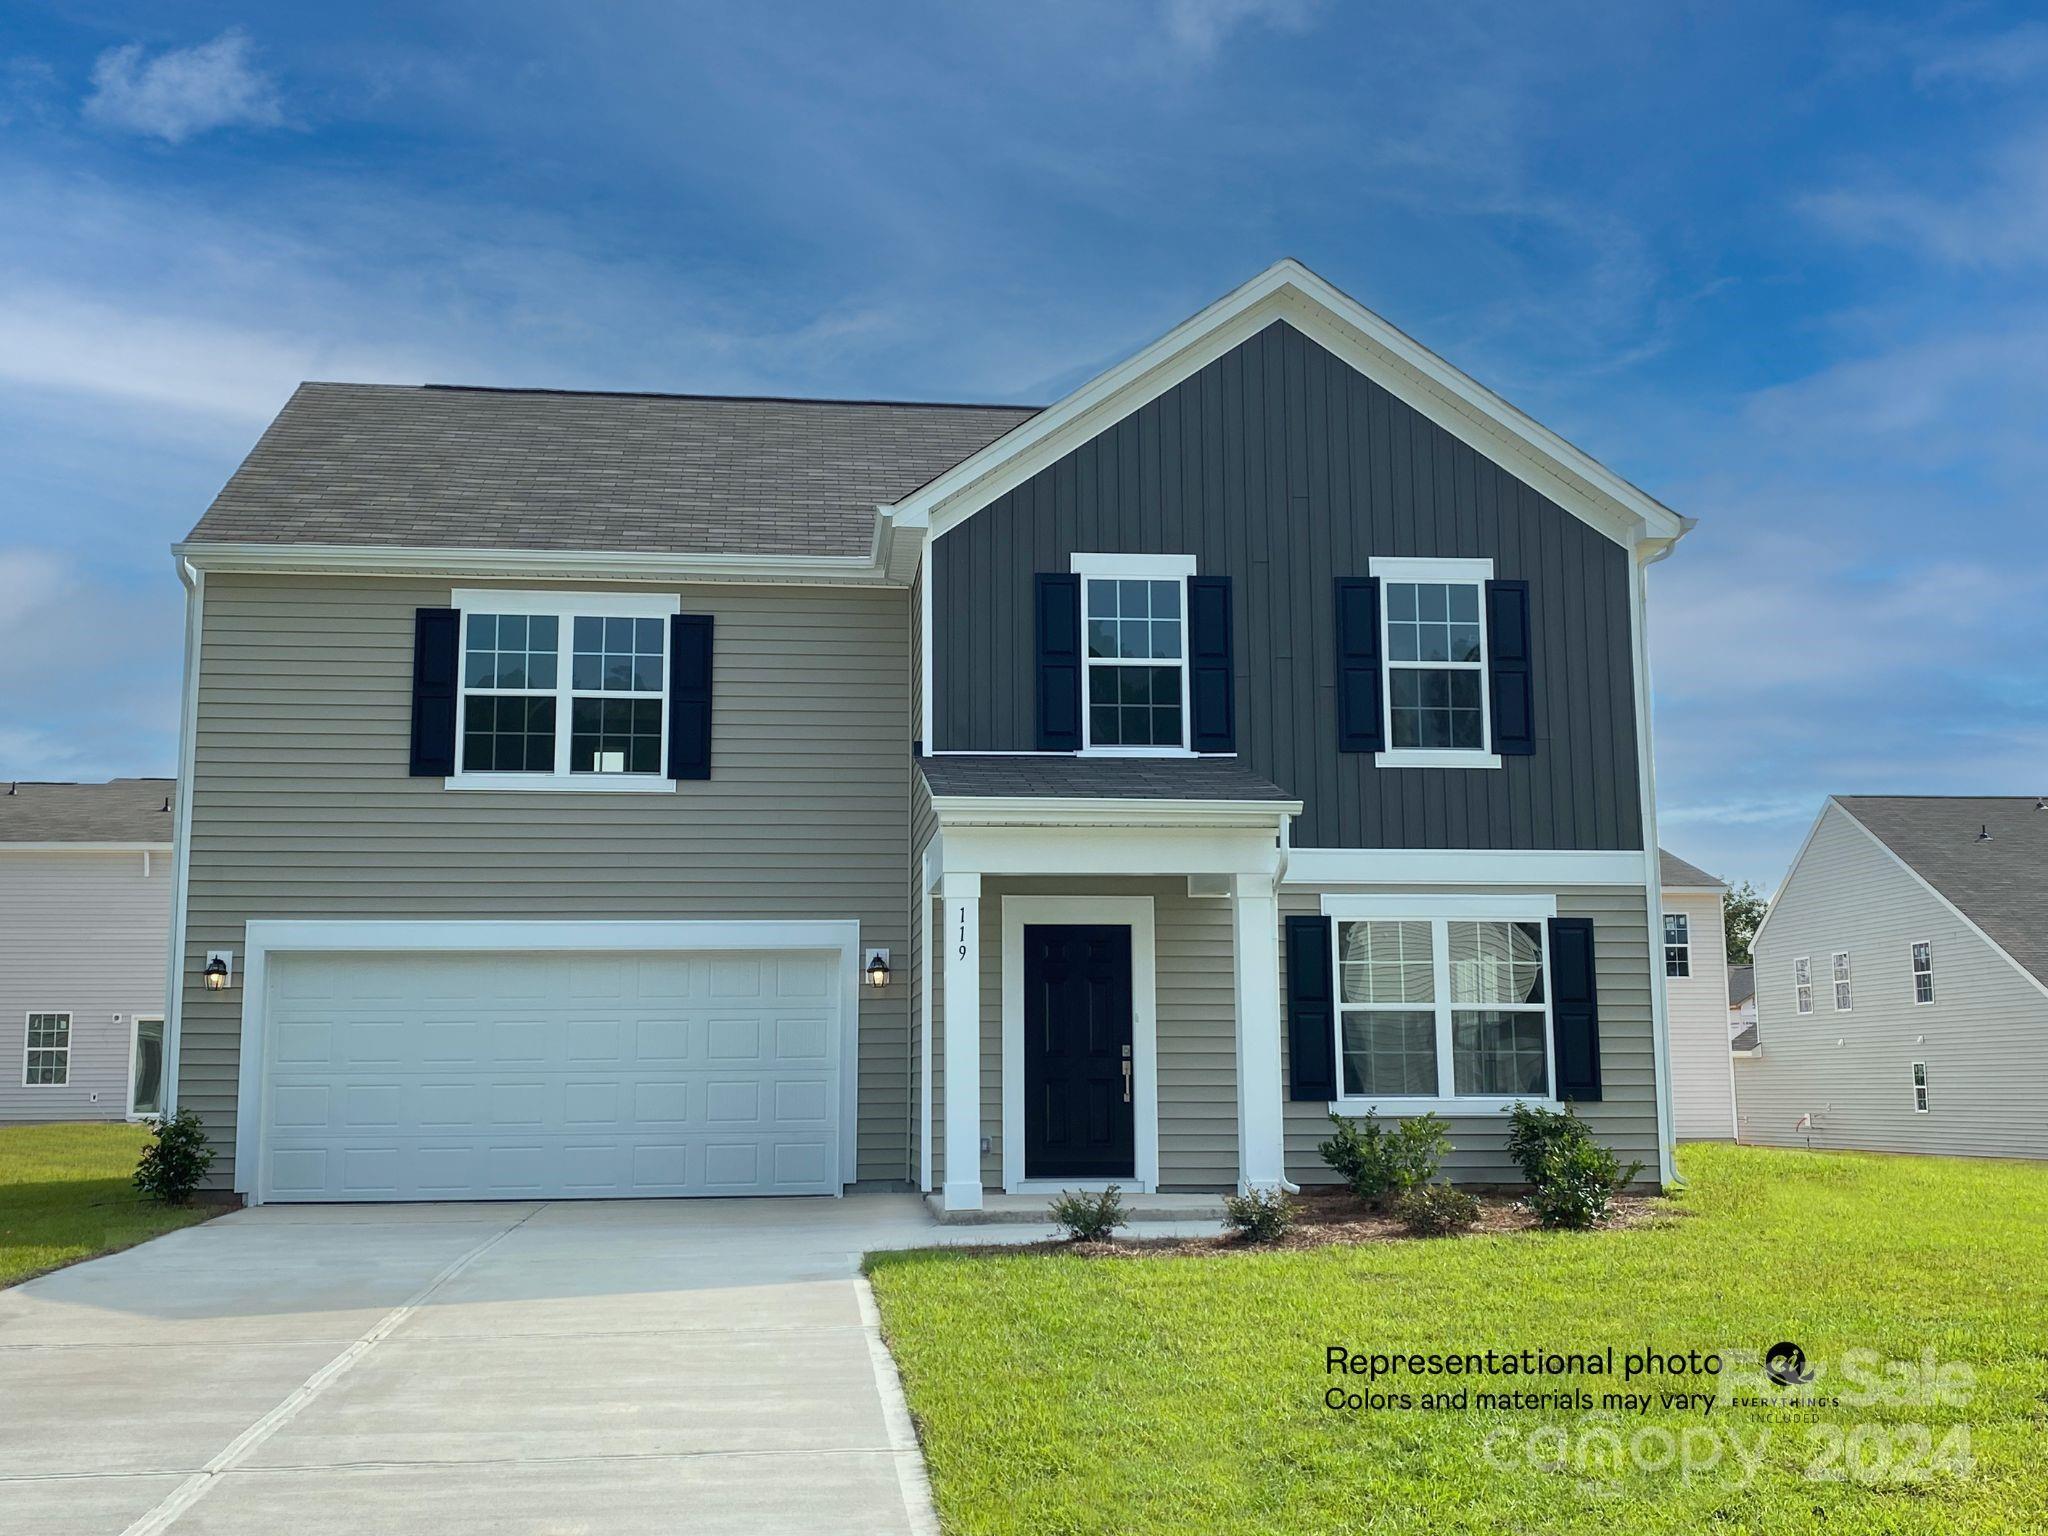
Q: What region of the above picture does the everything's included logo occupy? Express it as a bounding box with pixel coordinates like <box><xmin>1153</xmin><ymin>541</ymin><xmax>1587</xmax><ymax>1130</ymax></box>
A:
<box><xmin>1320</xmin><ymin>1337</ymin><xmax>1976</xmax><ymax>1488</ymax></box>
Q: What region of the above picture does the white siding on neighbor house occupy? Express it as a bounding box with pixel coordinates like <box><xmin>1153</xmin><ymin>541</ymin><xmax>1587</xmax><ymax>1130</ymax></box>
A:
<box><xmin>1742</xmin><ymin>802</ymin><xmax>2048</xmax><ymax>1159</ymax></box>
<box><xmin>0</xmin><ymin>849</ymin><xmax>170</xmax><ymax>1122</ymax></box>
<box><xmin>176</xmin><ymin>574</ymin><xmax>913</xmax><ymax>1189</ymax></box>
<box><xmin>1281</xmin><ymin>885</ymin><xmax>1661</xmax><ymax>1186</ymax></box>
<box><xmin>1664</xmin><ymin>888</ymin><xmax>1736</xmax><ymax>1140</ymax></box>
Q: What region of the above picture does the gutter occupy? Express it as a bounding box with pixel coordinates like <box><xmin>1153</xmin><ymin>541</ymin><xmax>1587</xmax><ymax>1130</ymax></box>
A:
<box><xmin>162</xmin><ymin>555</ymin><xmax>203</xmax><ymax>1116</ymax></box>
<box><xmin>173</xmin><ymin>539</ymin><xmax>904</xmax><ymax>588</ymax></box>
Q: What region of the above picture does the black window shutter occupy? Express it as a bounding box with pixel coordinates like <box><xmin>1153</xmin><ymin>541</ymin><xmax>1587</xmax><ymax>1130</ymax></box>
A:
<box><xmin>1334</xmin><ymin>577</ymin><xmax>1384</xmax><ymax>753</ymax></box>
<box><xmin>1187</xmin><ymin>575</ymin><xmax>1235</xmax><ymax>753</ymax></box>
<box><xmin>1285</xmin><ymin>914</ymin><xmax>1338</xmax><ymax>1101</ymax></box>
<box><xmin>409</xmin><ymin>607</ymin><xmax>460</xmax><ymax>777</ymax></box>
<box><xmin>668</xmin><ymin>613</ymin><xmax>713</xmax><ymax>780</ymax></box>
<box><xmin>1549</xmin><ymin>916</ymin><xmax>1601</xmax><ymax>1102</ymax></box>
<box><xmin>1035</xmin><ymin>573</ymin><xmax>1083</xmax><ymax>751</ymax></box>
<box><xmin>1486</xmin><ymin>579</ymin><xmax>1535</xmax><ymax>757</ymax></box>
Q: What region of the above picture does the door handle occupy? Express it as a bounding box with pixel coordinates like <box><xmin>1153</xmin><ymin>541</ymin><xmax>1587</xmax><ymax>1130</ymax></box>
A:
<box><xmin>1122</xmin><ymin>1058</ymin><xmax>1133</xmax><ymax>1103</ymax></box>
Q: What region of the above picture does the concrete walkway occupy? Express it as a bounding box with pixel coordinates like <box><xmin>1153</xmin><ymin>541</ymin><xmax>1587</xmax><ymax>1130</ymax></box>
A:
<box><xmin>0</xmin><ymin>1195</ymin><xmax>1222</xmax><ymax>1535</ymax></box>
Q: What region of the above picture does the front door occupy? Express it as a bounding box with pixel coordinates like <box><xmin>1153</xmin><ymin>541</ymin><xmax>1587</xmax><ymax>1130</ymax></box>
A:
<box><xmin>1023</xmin><ymin>924</ymin><xmax>1135</xmax><ymax>1180</ymax></box>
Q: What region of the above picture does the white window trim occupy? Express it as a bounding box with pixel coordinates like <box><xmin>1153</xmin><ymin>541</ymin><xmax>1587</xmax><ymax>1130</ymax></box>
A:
<box><xmin>1070</xmin><ymin>553</ymin><xmax>1197</xmax><ymax>758</ymax></box>
<box><xmin>23</xmin><ymin>1010</ymin><xmax>71</xmax><ymax>1087</ymax></box>
<box><xmin>1664</xmin><ymin>911</ymin><xmax>1691</xmax><ymax>978</ymax></box>
<box><xmin>1367</xmin><ymin>555</ymin><xmax>1501</xmax><ymax>770</ymax></box>
<box><xmin>1793</xmin><ymin>956</ymin><xmax>1813</xmax><ymax>1015</ymax></box>
<box><xmin>1832</xmin><ymin>950</ymin><xmax>1853</xmax><ymax>1012</ymax></box>
<box><xmin>1910</xmin><ymin>1060</ymin><xmax>1928</xmax><ymax>1113</ymax></box>
<box><xmin>448</xmin><ymin>588</ymin><xmax>680</xmax><ymax>793</ymax></box>
<box><xmin>1910</xmin><ymin>940</ymin><xmax>1934</xmax><ymax>1006</ymax></box>
<box><xmin>1320</xmin><ymin>893</ymin><xmax>1558</xmax><ymax>1114</ymax></box>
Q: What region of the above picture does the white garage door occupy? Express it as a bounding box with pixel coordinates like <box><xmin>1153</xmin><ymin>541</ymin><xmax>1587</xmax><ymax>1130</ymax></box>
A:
<box><xmin>258</xmin><ymin>948</ymin><xmax>841</xmax><ymax>1202</ymax></box>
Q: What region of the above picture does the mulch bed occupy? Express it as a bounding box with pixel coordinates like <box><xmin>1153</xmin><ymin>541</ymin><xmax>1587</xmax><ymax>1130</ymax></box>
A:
<box><xmin>984</xmin><ymin>1188</ymin><xmax>1678</xmax><ymax>1260</ymax></box>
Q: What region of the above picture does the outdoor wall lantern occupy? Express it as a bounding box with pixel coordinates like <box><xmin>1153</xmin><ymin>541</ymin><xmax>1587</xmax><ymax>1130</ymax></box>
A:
<box><xmin>204</xmin><ymin>952</ymin><xmax>233</xmax><ymax>990</ymax></box>
<box><xmin>865</xmin><ymin>948</ymin><xmax>892</xmax><ymax>988</ymax></box>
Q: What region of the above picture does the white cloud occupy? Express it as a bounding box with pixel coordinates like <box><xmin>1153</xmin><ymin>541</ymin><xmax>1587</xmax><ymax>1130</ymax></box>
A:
<box><xmin>1160</xmin><ymin>0</ymin><xmax>1317</xmax><ymax>58</ymax></box>
<box><xmin>1911</xmin><ymin>23</ymin><xmax>2048</xmax><ymax>89</ymax></box>
<box><xmin>84</xmin><ymin>28</ymin><xmax>282</xmax><ymax>144</ymax></box>
<box><xmin>1800</xmin><ymin>127</ymin><xmax>2048</xmax><ymax>269</ymax></box>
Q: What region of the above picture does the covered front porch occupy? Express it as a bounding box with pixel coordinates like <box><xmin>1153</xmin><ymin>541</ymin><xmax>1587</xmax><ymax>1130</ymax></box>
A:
<box><xmin>915</xmin><ymin>756</ymin><xmax>1301</xmax><ymax>1214</ymax></box>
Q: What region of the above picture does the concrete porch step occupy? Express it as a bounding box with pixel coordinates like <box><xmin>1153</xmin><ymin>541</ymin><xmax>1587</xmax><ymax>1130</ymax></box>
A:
<box><xmin>924</xmin><ymin>1191</ymin><xmax>1229</xmax><ymax>1226</ymax></box>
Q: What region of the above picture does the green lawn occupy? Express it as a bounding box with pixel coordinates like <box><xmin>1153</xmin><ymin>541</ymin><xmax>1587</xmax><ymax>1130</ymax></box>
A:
<box><xmin>869</xmin><ymin>1146</ymin><xmax>2048</xmax><ymax>1534</ymax></box>
<box><xmin>0</xmin><ymin>1122</ymin><xmax>215</xmax><ymax>1287</ymax></box>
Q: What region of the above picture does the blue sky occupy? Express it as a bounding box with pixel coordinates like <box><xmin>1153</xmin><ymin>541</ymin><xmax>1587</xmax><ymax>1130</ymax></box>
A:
<box><xmin>3</xmin><ymin>2</ymin><xmax>2043</xmax><ymax>890</ymax></box>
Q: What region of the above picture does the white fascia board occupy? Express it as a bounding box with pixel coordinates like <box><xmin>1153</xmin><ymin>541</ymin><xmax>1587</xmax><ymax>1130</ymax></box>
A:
<box><xmin>174</xmin><ymin>540</ymin><xmax>899</xmax><ymax>588</ymax></box>
<box><xmin>940</xmin><ymin>823</ymin><xmax>1286</xmax><ymax>879</ymax></box>
<box><xmin>929</xmin><ymin>794</ymin><xmax>1300</xmax><ymax>828</ymax></box>
<box><xmin>0</xmin><ymin>842</ymin><xmax>174</xmax><ymax>853</ymax></box>
<box><xmin>895</xmin><ymin>259</ymin><xmax>1689</xmax><ymax>553</ymax></box>
<box><xmin>1284</xmin><ymin>847</ymin><xmax>1647</xmax><ymax>887</ymax></box>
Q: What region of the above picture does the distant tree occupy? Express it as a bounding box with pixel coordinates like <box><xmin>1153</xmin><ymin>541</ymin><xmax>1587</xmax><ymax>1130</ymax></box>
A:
<box><xmin>1724</xmin><ymin>881</ymin><xmax>1767</xmax><ymax>965</ymax></box>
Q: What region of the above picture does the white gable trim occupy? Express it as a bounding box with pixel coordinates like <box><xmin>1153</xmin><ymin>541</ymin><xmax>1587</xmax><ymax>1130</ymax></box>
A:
<box><xmin>1753</xmin><ymin>806</ymin><xmax>2048</xmax><ymax>1011</ymax></box>
<box><xmin>893</xmin><ymin>260</ymin><xmax>1690</xmax><ymax>555</ymax></box>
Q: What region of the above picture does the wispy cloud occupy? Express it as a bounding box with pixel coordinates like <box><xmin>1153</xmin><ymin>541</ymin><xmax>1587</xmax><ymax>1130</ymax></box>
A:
<box><xmin>1911</xmin><ymin>22</ymin><xmax>2048</xmax><ymax>89</ymax></box>
<box><xmin>83</xmin><ymin>28</ymin><xmax>282</xmax><ymax>144</ymax></box>
<box><xmin>1160</xmin><ymin>0</ymin><xmax>1318</xmax><ymax>58</ymax></box>
<box><xmin>1801</xmin><ymin>125</ymin><xmax>2048</xmax><ymax>269</ymax></box>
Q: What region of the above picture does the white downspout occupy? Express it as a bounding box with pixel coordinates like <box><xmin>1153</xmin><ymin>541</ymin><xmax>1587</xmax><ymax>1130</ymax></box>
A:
<box><xmin>161</xmin><ymin>555</ymin><xmax>203</xmax><ymax>1115</ymax></box>
<box><xmin>1633</xmin><ymin>541</ymin><xmax>1681</xmax><ymax>1189</ymax></box>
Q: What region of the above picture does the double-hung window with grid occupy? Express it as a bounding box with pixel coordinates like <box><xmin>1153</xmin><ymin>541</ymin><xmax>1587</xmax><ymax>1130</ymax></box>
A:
<box><xmin>1075</xmin><ymin>555</ymin><xmax>1193</xmax><ymax>752</ymax></box>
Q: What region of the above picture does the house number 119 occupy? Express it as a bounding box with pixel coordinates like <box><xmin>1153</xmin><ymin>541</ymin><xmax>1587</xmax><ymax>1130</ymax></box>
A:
<box><xmin>957</xmin><ymin>907</ymin><xmax>969</xmax><ymax>959</ymax></box>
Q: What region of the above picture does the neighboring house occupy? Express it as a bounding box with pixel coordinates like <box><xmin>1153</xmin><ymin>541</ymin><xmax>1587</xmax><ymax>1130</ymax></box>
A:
<box><xmin>161</xmin><ymin>260</ymin><xmax>1695</xmax><ymax>1209</ymax></box>
<box><xmin>1661</xmin><ymin>849</ymin><xmax>1735</xmax><ymax>1140</ymax></box>
<box><xmin>1</xmin><ymin>779</ymin><xmax>175</xmax><ymax>1123</ymax></box>
<box><xmin>1742</xmin><ymin>796</ymin><xmax>2048</xmax><ymax>1159</ymax></box>
<box><xmin>1727</xmin><ymin>965</ymin><xmax>1757</xmax><ymax>1045</ymax></box>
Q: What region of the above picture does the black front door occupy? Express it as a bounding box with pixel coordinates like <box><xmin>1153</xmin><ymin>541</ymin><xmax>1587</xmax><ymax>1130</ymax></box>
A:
<box><xmin>1023</xmin><ymin>924</ymin><xmax>1135</xmax><ymax>1179</ymax></box>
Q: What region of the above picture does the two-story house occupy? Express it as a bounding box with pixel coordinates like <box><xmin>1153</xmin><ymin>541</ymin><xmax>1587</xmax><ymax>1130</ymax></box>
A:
<box><xmin>162</xmin><ymin>260</ymin><xmax>1692</xmax><ymax>1210</ymax></box>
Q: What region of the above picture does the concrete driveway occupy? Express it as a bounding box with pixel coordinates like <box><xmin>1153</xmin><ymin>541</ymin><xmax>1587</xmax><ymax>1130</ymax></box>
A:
<box><xmin>0</xmin><ymin>1195</ymin><xmax>980</xmax><ymax>1536</ymax></box>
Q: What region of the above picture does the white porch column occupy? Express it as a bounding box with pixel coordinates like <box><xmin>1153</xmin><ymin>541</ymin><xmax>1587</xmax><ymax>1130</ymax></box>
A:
<box><xmin>1232</xmin><ymin>875</ymin><xmax>1287</xmax><ymax>1191</ymax></box>
<box><xmin>940</xmin><ymin>872</ymin><xmax>984</xmax><ymax>1211</ymax></box>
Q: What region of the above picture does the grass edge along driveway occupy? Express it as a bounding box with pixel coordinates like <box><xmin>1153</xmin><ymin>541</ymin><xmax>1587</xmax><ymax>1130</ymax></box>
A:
<box><xmin>868</xmin><ymin>1145</ymin><xmax>2047</xmax><ymax>1535</ymax></box>
<box><xmin>0</xmin><ymin>1121</ymin><xmax>215</xmax><ymax>1287</ymax></box>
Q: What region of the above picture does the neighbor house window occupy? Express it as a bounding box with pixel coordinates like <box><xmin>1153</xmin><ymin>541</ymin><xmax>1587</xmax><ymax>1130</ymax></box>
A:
<box><xmin>1073</xmin><ymin>555</ymin><xmax>1192</xmax><ymax>752</ymax></box>
<box><xmin>1794</xmin><ymin>957</ymin><xmax>1812</xmax><ymax>1015</ymax></box>
<box><xmin>1832</xmin><ymin>951</ymin><xmax>1852</xmax><ymax>1011</ymax></box>
<box><xmin>1370</xmin><ymin>556</ymin><xmax>1495</xmax><ymax>765</ymax></box>
<box><xmin>453</xmin><ymin>591</ymin><xmax>677</xmax><ymax>788</ymax></box>
<box><xmin>1910</xmin><ymin>941</ymin><xmax>1934</xmax><ymax>1005</ymax></box>
<box><xmin>1911</xmin><ymin>1061</ymin><xmax>1928</xmax><ymax>1113</ymax></box>
<box><xmin>1664</xmin><ymin>912</ymin><xmax>1691</xmax><ymax>978</ymax></box>
<box><xmin>1333</xmin><ymin>909</ymin><xmax>1551</xmax><ymax>1105</ymax></box>
<box><xmin>24</xmin><ymin>1012</ymin><xmax>69</xmax><ymax>1086</ymax></box>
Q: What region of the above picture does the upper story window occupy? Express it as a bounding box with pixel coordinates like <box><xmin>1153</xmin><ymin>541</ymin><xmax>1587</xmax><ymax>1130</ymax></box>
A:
<box><xmin>24</xmin><ymin>1012</ymin><xmax>69</xmax><ymax>1086</ymax></box>
<box><xmin>1073</xmin><ymin>554</ymin><xmax>1195</xmax><ymax>754</ymax></box>
<box><xmin>1793</xmin><ymin>956</ymin><xmax>1812</xmax><ymax>1014</ymax></box>
<box><xmin>1331</xmin><ymin>902</ymin><xmax>1554</xmax><ymax>1109</ymax></box>
<box><xmin>1369</xmin><ymin>556</ymin><xmax>1498</xmax><ymax>768</ymax></box>
<box><xmin>1910</xmin><ymin>941</ymin><xmax>1934</xmax><ymax>1005</ymax></box>
<box><xmin>451</xmin><ymin>590</ymin><xmax>678</xmax><ymax>792</ymax></box>
<box><xmin>1664</xmin><ymin>912</ymin><xmax>1691</xmax><ymax>978</ymax></box>
<box><xmin>1832</xmin><ymin>951</ymin><xmax>1853</xmax><ymax>1012</ymax></box>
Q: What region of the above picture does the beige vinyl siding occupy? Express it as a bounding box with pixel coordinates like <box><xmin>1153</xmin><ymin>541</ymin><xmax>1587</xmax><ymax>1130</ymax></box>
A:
<box><xmin>1280</xmin><ymin>885</ymin><xmax>1661</xmax><ymax>1186</ymax></box>
<box><xmin>1663</xmin><ymin>888</ymin><xmax>1736</xmax><ymax>1140</ymax></box>
<box><xmin>0</xmin><ymin>849</ymin><xmax>170</xmax><ymax>1122</ymax></box>
<box><xmin>1742</xmin><ymin>802</ymin><xmax>2048</xmax><ymax>1159</ymax></box>
<box><xmin>177</xmin><ymin>573</ymin><xmax>912</xmax><ymax>1188</ymax></box>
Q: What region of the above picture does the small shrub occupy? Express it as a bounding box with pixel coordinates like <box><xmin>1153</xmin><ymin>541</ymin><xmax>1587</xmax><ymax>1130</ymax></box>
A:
<box><xmin>1503</xmin><ymin>1100</ymin><xmax>1593</xmax><ymax>1184</ymax></box>
<box><xmin>1221</xmin><ymin>1187</ymin><xmax>1295</xmax><ymax>1243</ymax></box>
<box><xmin>1048</xmin><ymin>1185</ymin><xmax>1128</xmax><ymax>1242</ymax></box>
<box><xmin>1526</xmin><ymin>1140</ymin><xmax>1644</xmax><ymax>1230</ymax></box>
<box><xmin>1395</xmin><ymin>1183</ymin><xmax>1480</xmax><ymax>1237</ymax></box>
<box><xmin>134</xmin><ymin>1107</ymin><xmax>214</xmax><ymax>1205</ymax></box>
<box><xmin>1318</xmin><ymin>1110</ymin><xmax>1449</xmax><ymax>1207</ymax></box>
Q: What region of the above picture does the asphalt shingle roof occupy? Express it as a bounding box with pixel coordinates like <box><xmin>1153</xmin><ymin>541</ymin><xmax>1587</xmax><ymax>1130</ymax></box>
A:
<box><xmin>1726</xmin><ymin>964</ymin><xmax>1755</xmax><ymax>1007</ymax></box>
<box><xmin>1834</xmin><ymin>796</ymin><xmax>2048</xmax><ymax>988</ymax></box>
<box><xmin>919</xmin><ymin>755</ymin><xmax>1295</xmax><ymax>803</ymax></box>
<box><xmin>1659</xmin><ymin>848</ymin><xmax>1723</xmax><ymax>889</ymax></box>
<box><xmin>1730</xmin><ymin>1022</ymin><xmax>1760</xmax><ymax>1053</ymax></box>
<box><xmin>0</xmin><ymin>779</ymin><xmax>176</xmax><ymax>844</ymax></box>
<box><xmin>184</xmin><ymin>383</ymin><xmax>1040</xmax><ymax>557</ymax></box>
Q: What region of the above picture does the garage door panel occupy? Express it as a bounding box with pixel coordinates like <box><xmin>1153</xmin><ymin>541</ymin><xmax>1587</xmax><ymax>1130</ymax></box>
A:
<box><xmin>260</xmin><ymin>949</ymin><xmax>843</xmax><ymax>1202</ymax></box>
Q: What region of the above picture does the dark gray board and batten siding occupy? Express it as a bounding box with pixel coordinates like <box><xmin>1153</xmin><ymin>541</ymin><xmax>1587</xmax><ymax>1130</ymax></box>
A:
<box><xmin>931</xmin><ymin>320</ymin><xmax>1643</xmax><ymax>852</ymax></box>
